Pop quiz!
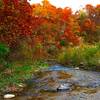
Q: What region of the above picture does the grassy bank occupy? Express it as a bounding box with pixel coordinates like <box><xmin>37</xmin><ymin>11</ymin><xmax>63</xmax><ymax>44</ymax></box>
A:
<box><xmin>0</xmin><ymin>60</ymin><xmax>48</xmax><ymax>91</ymax></box>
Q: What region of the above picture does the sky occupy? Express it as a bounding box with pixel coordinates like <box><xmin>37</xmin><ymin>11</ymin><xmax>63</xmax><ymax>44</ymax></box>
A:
<box><xmin>28</xmin><ymin>0</ymin><xmax>100</xmax><ymax>11</ymax></box>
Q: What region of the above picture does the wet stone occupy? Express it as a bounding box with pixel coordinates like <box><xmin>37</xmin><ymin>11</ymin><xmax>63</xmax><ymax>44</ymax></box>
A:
<box><xmin>57</xmin><ymin>83</ymin><xmax>73</xmax><ymax>91</ymax></box>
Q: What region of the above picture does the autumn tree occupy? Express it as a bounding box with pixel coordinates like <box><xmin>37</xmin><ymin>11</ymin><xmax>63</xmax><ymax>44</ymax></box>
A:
<box><xmin>77</xmin><ymin>4</ymin><xmax>100</xmax><ymax>43</ymax></box>
<box><xmin>0</xmin><ymin>0</ymin><xmax>33</xmax><ymax>47</ymax></box>
<box><xmin>32</xmin><ymin>0</ymin><xmax>81</xmax><ymax>48</ymax></box>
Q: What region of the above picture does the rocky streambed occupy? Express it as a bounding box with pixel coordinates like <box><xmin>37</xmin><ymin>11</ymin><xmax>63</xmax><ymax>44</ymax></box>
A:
<box><xmin>0</xmin><ymin>65</ymin><xmax>100</xmax><ymax>100</ymax></box>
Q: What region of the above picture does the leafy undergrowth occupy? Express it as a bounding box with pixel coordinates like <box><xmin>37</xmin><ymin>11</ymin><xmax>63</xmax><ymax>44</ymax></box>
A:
<box><xmin>57</xmin><ymin>43</ymin><xmax>100</xmax><ymax>71</ymax></box>
<box><xmin>0</xmin><ymin>60</ymin><xmax>48</xmax><ymax>91</ymax></box>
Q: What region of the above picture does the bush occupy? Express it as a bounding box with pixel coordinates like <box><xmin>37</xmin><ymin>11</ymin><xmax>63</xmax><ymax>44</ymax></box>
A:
<box><xmin>0</xmin><ymin>43</ymin><xmax>10</xmax><ymax>69</ymax></box>
<box><xmin>57</xmin><ymin>43</ymin><xmax>100</xmax><ymax>70</ymax></box>
<box><xmin>0</xmin><ymin>43</ymin><xmax>9</xmax><ymax>57</ymax></box>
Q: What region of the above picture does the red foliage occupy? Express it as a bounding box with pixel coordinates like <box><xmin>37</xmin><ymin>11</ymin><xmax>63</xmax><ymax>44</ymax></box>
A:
<box><xmin>0</xmin><ymin>1</ymin><xmax>32</xmax><ymax>46</ymax></box>
<box><xmin>62</xmin><ymin>7</ymin><xmax>72</xmax><ymax>21</ymax></box>
<box><xmin>64</xmin><ymin>28</ymin><xmax>80</xmax><ymax>45</ymax></box>
<box><xmin>0</xmin><ymin>0</ymin><xmax>81</xmax><ymax>48</ymax></box>
<box><xmin>3</xmin><ymin>0</ymin><xmax>19</xmax><ymax>9</ymax></box>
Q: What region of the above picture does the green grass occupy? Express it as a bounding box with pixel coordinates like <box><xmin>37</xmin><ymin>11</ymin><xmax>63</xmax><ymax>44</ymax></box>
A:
<box><xmin>0</xmin><ymin>60</ymin><xmax>48</xmax><ymax>91</ymax></box>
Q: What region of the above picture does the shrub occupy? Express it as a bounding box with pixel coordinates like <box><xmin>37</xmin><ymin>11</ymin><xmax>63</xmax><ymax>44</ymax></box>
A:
<box><xmin>0</xmin><ymin>43</ymin><xmax>9</xmax><ymax>57</ymax></box>
<box><xmin>0</xmin><ymin>43</ymin><xmax>10</xmax><ymax>69</ymax></box>
<box><xmin>57</xmin><ymin>43</ymin><xmax>100</xmax><ymax>70</ymax></box>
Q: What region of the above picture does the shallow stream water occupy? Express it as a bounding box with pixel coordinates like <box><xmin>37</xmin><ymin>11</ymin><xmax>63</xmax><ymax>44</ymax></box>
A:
<box><xmin>1</xmin><ymin>65</ymin><xmax>100</xmax><ymax>100</ymax></box>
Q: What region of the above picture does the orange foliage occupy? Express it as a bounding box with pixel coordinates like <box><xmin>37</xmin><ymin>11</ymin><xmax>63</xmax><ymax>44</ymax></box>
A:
<box><xmin>31</xmin><ymin>0</ymin><xmax>81</xmax><ymax>46</ymax></box>
<box><xmin>0</xmin><ymin>0</ymin><xmax>82</xmax><ymax>48</ymax></box>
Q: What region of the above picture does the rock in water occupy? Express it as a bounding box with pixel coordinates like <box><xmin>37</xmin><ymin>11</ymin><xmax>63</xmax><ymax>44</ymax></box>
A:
<box><xmin>57</xmin><ymin>83</ymin><xmax>72</xmax><ymax>91</ymax></box>
<box><xmin>4</xmin><ymin>94</ymin><xmax>15</xmax><ymax>99</ymax></box>
<box><xmin>75</xmin><ymin>67</ymin><xmax>79</xmax><ymax>70</ymax></box>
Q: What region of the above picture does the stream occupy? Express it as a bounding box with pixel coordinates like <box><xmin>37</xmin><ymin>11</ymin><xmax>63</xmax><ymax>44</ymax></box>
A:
<box><xmin>1</xmin><ymin>65</ymin><xmax>100</xmax><ymax>100</ymax></box>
